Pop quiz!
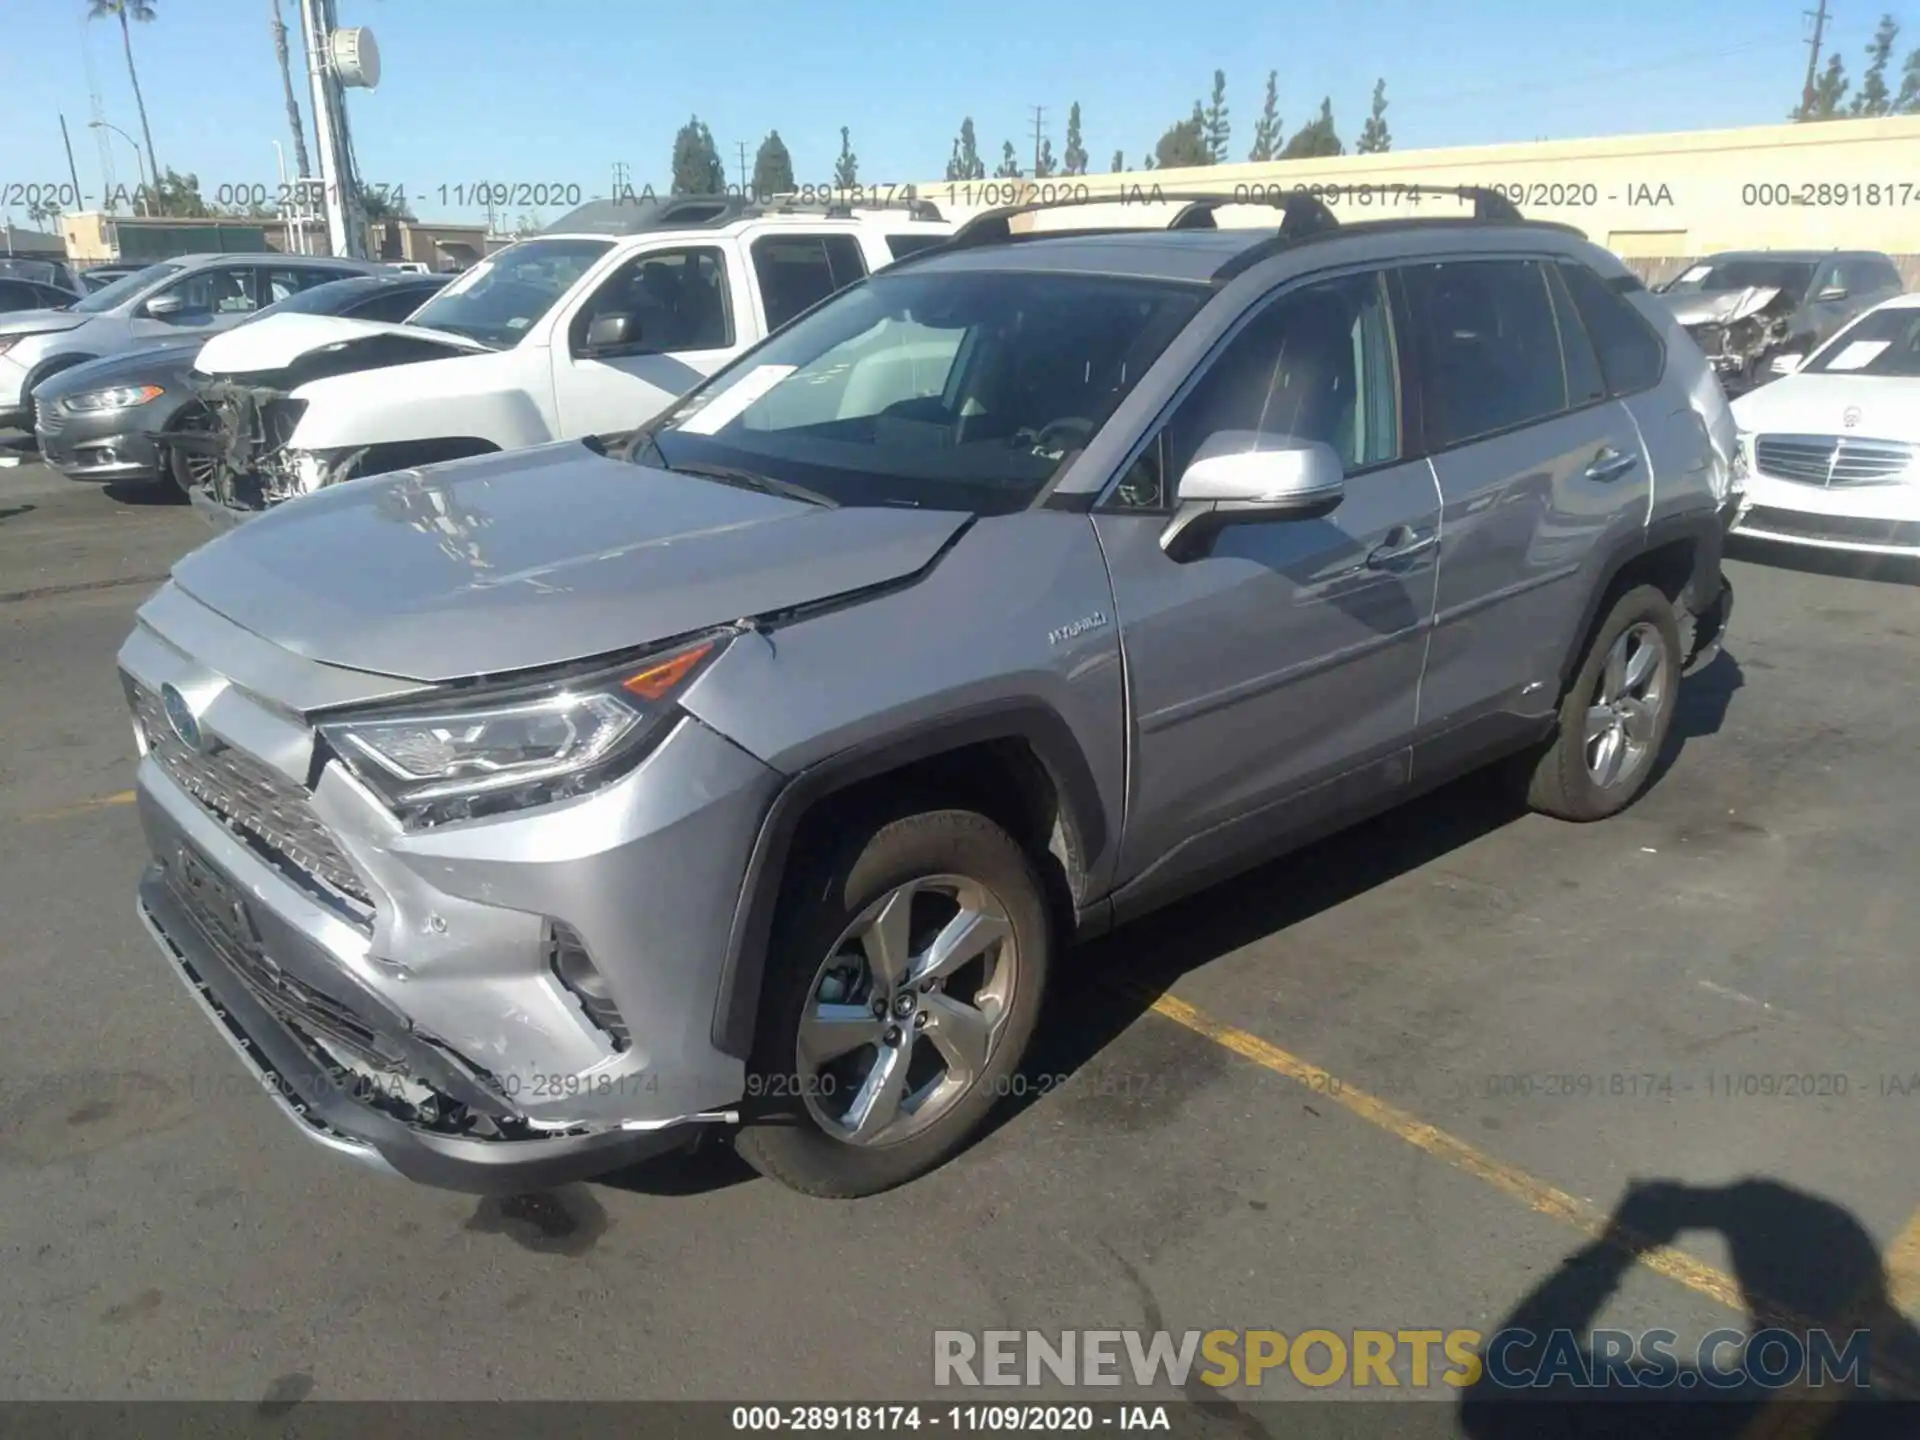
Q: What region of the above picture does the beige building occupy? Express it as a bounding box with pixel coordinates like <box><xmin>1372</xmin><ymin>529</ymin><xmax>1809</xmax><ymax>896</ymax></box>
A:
<box><xmin>59</xmin><ymin>211</ymin><xmax>487</xmax><ymax>270</ymax></box>
<box><xmin>917</xmin><ymin>114</ymin><xmax>1920</xmax><ymax>283</ymax></box>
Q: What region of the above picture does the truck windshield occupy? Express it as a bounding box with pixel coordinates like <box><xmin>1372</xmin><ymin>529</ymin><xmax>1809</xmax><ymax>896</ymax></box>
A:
<box><xmin>405</xmin><ymin>238</ymin><xmax>614</xmax><ymax>347</ymax></box>
<box><xmin>1803</xmin><ymin>306</ymin><xmax>1920</xmax><ymax>377</ymax></box>
<box><xmin>649</xmin><ymin>268</ymin><xmax>1208</xmax><ymax>514</ymax></box>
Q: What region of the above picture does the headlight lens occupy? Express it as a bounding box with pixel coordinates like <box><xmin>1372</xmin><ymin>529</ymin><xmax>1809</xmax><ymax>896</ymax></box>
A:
<box><xmin>64</xmin><ymin>384</ymin><xmax>165</xmax><ymax>412</ymax></box>
<box><xmin>318</xmin><ymin>635</ymin><xmax>726</xmax><ymax>827</ymax></box>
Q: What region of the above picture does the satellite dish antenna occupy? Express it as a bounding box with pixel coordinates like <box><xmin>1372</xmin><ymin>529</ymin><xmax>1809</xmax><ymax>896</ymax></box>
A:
<box><xmin>330</xmin><ymin>26</ymin><xmax>380</xmax><ymax>89</ymax></box>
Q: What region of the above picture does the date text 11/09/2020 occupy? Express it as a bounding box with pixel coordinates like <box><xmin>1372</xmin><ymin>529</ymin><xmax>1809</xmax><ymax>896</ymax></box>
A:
<box><xmin>731</xmin><ymin>1405</ymin><xmax>1171</xmax><ymax>1432</ymax></box>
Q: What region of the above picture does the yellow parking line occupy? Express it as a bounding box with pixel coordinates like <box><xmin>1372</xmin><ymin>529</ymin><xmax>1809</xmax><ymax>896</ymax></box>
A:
<box><xmin>1144</xmin><ymin>991</ymin><xmax>1920</xmax><ymax>1411</ymax></box>
<box><xmin>1143</xmin><ymin>991</ymin><xmax>1770</xmax><ymax>1317</ymax></box>
<box><xmin>12</xmin><ymin>790</ymin><xmax>135</xmax><ymax>824</ymax></box>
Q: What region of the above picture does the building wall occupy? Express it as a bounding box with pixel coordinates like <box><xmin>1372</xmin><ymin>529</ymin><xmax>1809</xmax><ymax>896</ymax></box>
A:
<box><xmin>915</xmin><ymin>114</ymin><xmax>1920</xmax><ymax>268</ymax></box>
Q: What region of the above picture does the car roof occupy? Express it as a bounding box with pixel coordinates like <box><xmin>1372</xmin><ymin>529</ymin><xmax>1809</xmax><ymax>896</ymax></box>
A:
<box><xmin>1699</xmin><ymin>250</ymin><xmax>1879</xmax><ymax>263</ymax></box>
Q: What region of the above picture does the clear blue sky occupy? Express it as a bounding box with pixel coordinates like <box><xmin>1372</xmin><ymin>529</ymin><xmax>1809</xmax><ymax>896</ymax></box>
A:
<box><xmin>1</xmin><ymin>0</ymin><xmax>1908</xmax><ymax>229</ymax></box>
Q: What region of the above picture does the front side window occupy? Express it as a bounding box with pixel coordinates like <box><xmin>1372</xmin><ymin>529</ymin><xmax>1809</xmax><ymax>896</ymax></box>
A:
<box><xmin>753</xmin><ymin>234</ymin><xmax>869</xmax><ymax>332</ymax></box>
<box><xmin>1150</xmin><ymin>270</ymin><xmax>1402</xmax><ymax>502</ymax></box>
<box><xmin>407</xmin><ymin>237</ymin><xmax>614</xmax><ymax>348</ymax></box>
<box><xmin>574</xmin><ymin>246</ymin><xmax>732</xmax><ymax>354</ymax></box>
<box><xmin>164</xmin><ymin>265</ymin><xmax>259</xmax><ymax>316</ymax></box>
<box><xmin>1801</xmin><ymin>305</ymin><xmax>1920</xmax><ymax>377</ymax></box>
<box><xmin>1402</xmin><ymin>259</ymin><xmax>1571</xmax><ymax>448</ymax></box>
<box><xmin>650</xmin><ymin>269</ymin><xmax>1207</xmax><ymax>514</ymax></box>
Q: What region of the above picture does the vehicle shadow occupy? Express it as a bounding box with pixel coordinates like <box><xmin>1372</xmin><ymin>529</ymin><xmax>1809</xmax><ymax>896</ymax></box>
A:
<box><xmin>990</xmin><ymin>764</ymin><xmax>1530</xmax><ymax>1141</ymax></box>
<box><xmin>1647</xmin><ymin>649</ymin><xmax>1744</xmax><ymax>788</ymax></box>
<box><xmin>103</xmin><ymin>478</ymin><xmax>186</xmax><ymax>507</ymax></box>
<box><xmin>596</xmin><ymin>1132</ymin><xmax>758</xmax><ymax>1197</ymax></box>
<box><xmin>1458</xmin><ymin>1178</ymin><xmax>1920</xmax><ymax>1438</ymax></box>
<box><xmin>0</xmin><ymin>504</ymin><xmax>36</xmax><ymax>523</ymax></box>
<box><xmin>1727</xmin><ymin>537</ymin><xmax>1920</xmax><ymax>587</ymax></box>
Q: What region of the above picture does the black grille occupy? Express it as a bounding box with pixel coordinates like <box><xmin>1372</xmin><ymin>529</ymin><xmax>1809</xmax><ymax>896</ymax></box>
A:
<box><xmin>1737</xmin><ymin>506</ymin><xmax>1920</xmax><ymax>549</ymax></box>
<box><xmin>129</xmin><ymin>680</ymin><xmax>374</xmax><ymax>917</ymax></box>
<box><xmin>169</xmin><ymin>843</ymin><xmax>400</xmax><ymax>1074</ymax></box>
<box><xmin>1754</xmin><ymin>434</ymin><xmax>1916</xmax><ymax>488</ymax></box>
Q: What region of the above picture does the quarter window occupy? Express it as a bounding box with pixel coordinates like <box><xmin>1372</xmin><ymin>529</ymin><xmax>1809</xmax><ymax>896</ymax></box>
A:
<box><xmin>1402</xmin><ymin>259</ymin><xmax>1569</xmax><ymax>448</ymax></box>
<box><xmin>753</xmin><ymin>234</ymin><xmax>869</xmax><ymax>332</ymax></box>
<box><xmin>1557</xmin><ymin>261</ymin><xmax>1665</xmax><ymax>398</ymax></box>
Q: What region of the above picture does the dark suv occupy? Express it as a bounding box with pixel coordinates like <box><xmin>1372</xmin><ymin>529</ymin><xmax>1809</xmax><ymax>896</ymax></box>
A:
<box><xmin>119</xmin><ymin>190</ymin><xmax>1739</xmax><ymax>1199</ymax></box>
<box><xmin>1657</xmin><ymin>249</ymin><xmax>1905</xmax><ymax>393</ymax></box>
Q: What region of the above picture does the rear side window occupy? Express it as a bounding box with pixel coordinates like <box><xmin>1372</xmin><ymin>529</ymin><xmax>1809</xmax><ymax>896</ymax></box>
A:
<box><xmin>1557</xmin><ymin>262</ymin><xmax>1666</xmax><ymax>398</ymax></box>
<box><xmin>1401</xmin><ymin>259</ymin><xmax>1569</xmax><ymax>448</ymax></box>
<box><xmin>753</xmin><ymin>234</ymin><xmax>869</xmax><ymax>332</ymax></box>
<box><xmin>1545</xmin><ymin>265</ymin><xmax>1607</xmax><ymax>408</ymax></box>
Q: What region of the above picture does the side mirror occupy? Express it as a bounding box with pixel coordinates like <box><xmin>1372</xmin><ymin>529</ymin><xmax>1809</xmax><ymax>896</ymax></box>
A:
<box><xmin>1816</xmin><ymin>285</ymin><xmax>1848</xmax><ymax>302</ymax></box>
<box><xmin>583</xmin><ymin>311</ymin><xmax>638</xmax><ymax>355</ymax></box>
<box><xmin>1159</xmin><ymin>432</ymin><xmax>1346</xmax><ymax>561</ymax></box>
<box><xmin>144</xmin><ymin>293</ymin><xmax>191</xmax><ymax>320</ymax></box>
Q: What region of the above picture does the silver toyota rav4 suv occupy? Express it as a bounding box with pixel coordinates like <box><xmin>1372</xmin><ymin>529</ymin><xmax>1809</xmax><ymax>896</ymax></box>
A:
<box><xmin>119</xmin><ymin>191</ymin><xmax>1739</xmax><ymax>1198</ymax></box>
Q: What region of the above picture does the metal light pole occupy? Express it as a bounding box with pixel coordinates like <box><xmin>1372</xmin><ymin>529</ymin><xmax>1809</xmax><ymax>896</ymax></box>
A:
<box><xmin>89</xmin><ymin>119</ymin><xmax>149</xmax><ymax>213</ymax></box>
<box><xmin>298</xmin><ymin>0</ymin><xmax>378</xmax><ymax>259</ymax></box>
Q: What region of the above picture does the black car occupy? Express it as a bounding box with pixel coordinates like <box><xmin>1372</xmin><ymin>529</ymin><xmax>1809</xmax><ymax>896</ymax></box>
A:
<box><xmin>33</xmin><ymin>271</ymin><xmax>449</xmax><ymax>495</ymax></box>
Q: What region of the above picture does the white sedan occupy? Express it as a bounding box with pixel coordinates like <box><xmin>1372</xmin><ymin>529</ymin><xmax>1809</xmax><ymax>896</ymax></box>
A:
<box><xmin>1730</xmin><ymin>292</ymin><xmax>1920</xmax><ymax>556</ymax></box>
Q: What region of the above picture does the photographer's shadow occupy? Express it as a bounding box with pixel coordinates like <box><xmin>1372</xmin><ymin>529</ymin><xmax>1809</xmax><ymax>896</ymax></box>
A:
<box><xmin>1461</xmin><ymin>1179</ymin><xmax>1920</xmax><ymax>1439</ymax></box>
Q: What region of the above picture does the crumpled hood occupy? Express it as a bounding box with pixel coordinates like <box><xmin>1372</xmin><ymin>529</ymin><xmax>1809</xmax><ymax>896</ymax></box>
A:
<box><xmin>1662</xmin><ymin>286</ymin><xmax>1786</xmax><ymax>328</ymax></box>
<box><xmin>0</xmin><ymin>307</ymin><xmax>88</xmax><ymax>337</ymax></box>
<box><xmin>168</xmin><ymin>442</ymin><xmax>971</xmax><ymax>684</ymax></box>
<box><xmin>192</xmin><ymin>311</ymin><xmax>492</xmax><ymax>376</ymax></box>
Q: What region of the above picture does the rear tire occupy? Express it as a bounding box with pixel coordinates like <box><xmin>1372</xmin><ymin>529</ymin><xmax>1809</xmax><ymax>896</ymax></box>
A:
<box><xmin>1523</xmin><ymin>584</ymin><xmax>1681</xmax><ymax>822</ymax></box>
<box><xmin>734</xmin><ymin>807</ymin><xmax>1051</xmax><ymax>1198</ymax></box>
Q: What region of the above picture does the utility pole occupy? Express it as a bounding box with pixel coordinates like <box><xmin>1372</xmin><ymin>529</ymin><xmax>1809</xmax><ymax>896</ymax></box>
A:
<box><xmin>737</xmin><ymin>141</ymin><xmax>749</xmax><ymax>194</ymax></box>
<box><xmin>299</xmin><ymin>0</ymin><xmax>366</xmax><ymax>258</ymax></box>
<box><xmin>58</xmin><ymin>114</ymin><xmax>85</xmax><ymax>215</ymax></box>
<box><xmin>1030</xmin><ymin>104</ymin><xmax>1048</xmax><ymax>175</ymax></box>
<box><xmin>1801</xmin><ymin>0</ymin><xmax>1830</xmax><ymax>115</ymax></box>
<box><xmin>611</xmin><ymin>160</ymin><xmax>631</xmax><ymax>202</ymax></box>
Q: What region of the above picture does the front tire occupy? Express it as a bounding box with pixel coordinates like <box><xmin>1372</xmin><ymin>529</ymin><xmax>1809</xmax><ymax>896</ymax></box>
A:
<box><xmin>734</xmin><ymin>808</ymin><xmax>1051</xmax><ymax>1198</ymax></box>
<box><xmin>1523</xmin><ymin>584</ymin><xmax>1681</xmax><ymax>821</ymax></box>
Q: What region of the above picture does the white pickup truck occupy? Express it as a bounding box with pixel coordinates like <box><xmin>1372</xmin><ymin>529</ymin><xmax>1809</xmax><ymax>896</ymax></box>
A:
<box><xmin>185</xmin><ymin>194</ymin><xmax>952</xmax><ymax>511</ymax></box>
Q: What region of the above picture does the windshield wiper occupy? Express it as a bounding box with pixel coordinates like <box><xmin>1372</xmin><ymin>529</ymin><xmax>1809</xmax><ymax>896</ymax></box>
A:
<box><xmin>660</xmin><ymin>459</ymin><xmax>839</xmax><ymax>509</ymax></box>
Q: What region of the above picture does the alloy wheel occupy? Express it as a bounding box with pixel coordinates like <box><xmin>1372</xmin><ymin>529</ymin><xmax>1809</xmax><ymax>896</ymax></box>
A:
<box><xmin>796</xmin><ymin>874</ymin><xmax>1017</xmax><ymax>1148</ymax></box>
<box><xmin>1584</xmin><ymin>621</ymin><xmax>1670</xmax><ymax>790</ymax></box>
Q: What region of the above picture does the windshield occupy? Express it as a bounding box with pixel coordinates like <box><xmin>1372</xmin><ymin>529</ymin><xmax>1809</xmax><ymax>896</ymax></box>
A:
<box><xmin>1802</xmin><ymin>306</ymin><xmax>1920</xmax><ymax>377</ymax></box>
<box><xmin>70</xmin><ymin>262</ymin><xmax>180</xmax><ymax>314</ymax></box>
<box><xmin>1664</xmin><ymin>259</ymin><xmax>1816</xmax><ymax>298</ymax></box>
<box><xmin>649</xmin><ymin>269</ymin><xmax>1207</xmax><ymax>513</ymax></box>
<box><xmin>405</xmin><ymin>238</ymin><xmax>613</xmax><ymax>346</ymax></box>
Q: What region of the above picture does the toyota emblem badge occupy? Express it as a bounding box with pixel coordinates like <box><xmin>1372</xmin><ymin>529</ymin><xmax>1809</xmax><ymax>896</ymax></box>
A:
<box><xmin>160</xmin><ymin>683</ymin><xmax>204</xmax><ymax>752</ymax></box>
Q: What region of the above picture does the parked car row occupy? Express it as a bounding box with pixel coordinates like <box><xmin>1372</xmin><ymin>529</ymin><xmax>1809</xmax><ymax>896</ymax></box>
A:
<box><xmin>116</xmin><ymin>186</ymin><xmax>1740</xmax><ymax>1202</ymax></box>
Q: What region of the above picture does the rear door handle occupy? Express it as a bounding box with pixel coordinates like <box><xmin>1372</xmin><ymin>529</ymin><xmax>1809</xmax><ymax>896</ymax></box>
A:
<box><xmin>1365</xmin><ymin>524</ymin><xmax>1438</xmax><ymax>569</ymax></box>
<box><xmin>1585</xmin><ymin>447</ymin><xmax>1639</xmax><ymax>483</ymax></box>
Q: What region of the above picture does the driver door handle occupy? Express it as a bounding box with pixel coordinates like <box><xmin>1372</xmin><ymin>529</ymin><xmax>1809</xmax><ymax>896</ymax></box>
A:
<box><xmin>1365</xmin><ymin>524</ymin><xmax>1438</xmax><ymax>569</ymax></box>
<box><xmin>1585</xmin><ymin>446</ymin><xmax>1639</xmax><ymax>483</ymax></box>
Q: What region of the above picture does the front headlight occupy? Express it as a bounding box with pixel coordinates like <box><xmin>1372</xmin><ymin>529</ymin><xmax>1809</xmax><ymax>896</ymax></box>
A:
<box><xmin>64</xmin><ymin>384</ymin><xmax>165</xmax><ymax>412</ymax></box>
<box><xmin>317</xmin><ymin>634</ymin><xmax>727</xmax><ymax>827</ymax></box>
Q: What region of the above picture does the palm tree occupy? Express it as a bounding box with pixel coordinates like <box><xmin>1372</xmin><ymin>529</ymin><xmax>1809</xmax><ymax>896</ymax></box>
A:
<box><xmin>86</xmin><ymin>0</ymin><xmax>162</xmax><ymax>201</ymax></box>
<box><xmin>268</xmin><ymin>0</ymin><xmax>313</xmax><ymax>181</ymax></box>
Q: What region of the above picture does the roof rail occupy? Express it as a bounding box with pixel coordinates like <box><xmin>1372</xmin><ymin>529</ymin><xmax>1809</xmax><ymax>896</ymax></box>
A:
<box><xmin>543</xmin><ymin>190</ymin><xmax>945</xmax><ymax>237</ymax></box>
<box><xmin>935</xmin><ymin>187</ymin><xmax>1344</xmax><ymax>254</ymax></box>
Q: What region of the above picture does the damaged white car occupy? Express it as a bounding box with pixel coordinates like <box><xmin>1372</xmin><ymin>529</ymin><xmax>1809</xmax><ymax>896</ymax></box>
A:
<box><xmin>1657</xmin><ymin>250</ymin><xmax>1904</xmax><ymax>396</ymax></box>
<box><xmin>179</xmin><ymin>194</ymin><xmax>950</xmax><ymax>518</ymax></box>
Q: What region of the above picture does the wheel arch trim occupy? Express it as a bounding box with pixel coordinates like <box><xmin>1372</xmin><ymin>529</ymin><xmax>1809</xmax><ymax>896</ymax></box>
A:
<box><xmin>709</xmin><ymin>699</ymin><xmax>1108</xmax><ymax>1059</ymax></box>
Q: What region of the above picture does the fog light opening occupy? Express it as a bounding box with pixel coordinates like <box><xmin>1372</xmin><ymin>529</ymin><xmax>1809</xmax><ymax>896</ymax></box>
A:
<box><xmin>546</xmin><ymin>920</ymin><xmax>631</xmax><ymax>1052</ymax></box>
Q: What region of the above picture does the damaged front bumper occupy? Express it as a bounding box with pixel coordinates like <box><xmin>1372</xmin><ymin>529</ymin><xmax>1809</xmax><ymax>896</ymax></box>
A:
<box><xmin>174</xmin><ymin>376</ymin><xmax>354</xmax><ymax>520</ymax></box>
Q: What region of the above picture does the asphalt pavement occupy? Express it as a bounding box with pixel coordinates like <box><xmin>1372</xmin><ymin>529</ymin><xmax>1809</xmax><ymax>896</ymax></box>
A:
<box><xmin>3</xmin><ymin>437</ymin><xmax>1919</xmax><ymax>1428</ymax></box>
